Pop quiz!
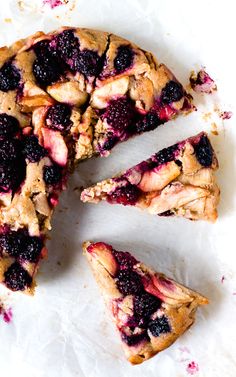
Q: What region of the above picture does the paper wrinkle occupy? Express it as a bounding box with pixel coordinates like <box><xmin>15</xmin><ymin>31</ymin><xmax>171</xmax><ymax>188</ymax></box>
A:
<box><xmin>0</xmin><ymin>1</ymin><xmax>236</xmax><ymax>377</ymax></box>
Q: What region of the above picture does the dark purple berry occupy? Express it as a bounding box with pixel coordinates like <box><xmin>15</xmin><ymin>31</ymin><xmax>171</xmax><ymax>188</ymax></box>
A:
<box><xmin>21</xmin><ymin>236</ymin><xmax>43</xmax><ymax>262</ymax></box>
<box><xmin>103</xmin><ymin>97</ymin><xmax>135</xmax><ymax>133</ymax></box>
<box><xmin>0</xmin><ymin>113</ymin><xmax>19</xmax><ymax>138</ymax></box>
<box><xmin>113</xmin><ymin>251</ymin><xmax>137</xmax><ymax>270</ymax></box>
<box><xmin>22</xmin><ymin>135</ymin><xmax>46</xmax><ymax>162</ymax></box>
<box><xmin>107</xmin><ymin>184</ymin><xmax>141</xmax><ymax>206</ymax></box>
<box><xmin>33</xmin><ymin>40</ymin><xmax>53</xmax><ymax>57</ymax></box>
<box><xmin>114</xmin><ymin>45</ymin><xmax>134</xmax><ymax>73</ymax></box>
<box><xmin>0</xmin><ymin>62</ymin><xmax>21</xmax><ymax>92</ymax></box>
<box><xmin>43</xmin><ymin>164</ymin><xmax>62</xmax><ymax>185</ymax></box>
<box><xmin>194</xmin><ymin>135</ymin><xmax>213</xmax><ymax>167</ymax></box>
<box><xmin>136</xmin><ymin>112</ymin><xmax>162</xmax><ymax>133</ymax></box>
<box><xmin>148</xmin><ymin>315</ymin><xmax>171</xmax><ymax>337</ymax></box>
<box><xmin>0</xmin><ymin>164</ymin><xmax>19</xmax><ymax>192</ymax></box>
<box><xmin>0</xmin><ymin>139</ymin><xmax>21</xmax><ymax>162</ymax></box>
<box><xmin>0</xmin><ymin>231</ymin><xmax>24</xmax><ymax>257</ymax></box>
<box><xmin>134</xmin><ymin>293</ymin><xmax>161</xmax><ymax>320</ymax></box>
<box><xmin>121</xmin><ymin>331</ymin><xmax>149</xmax><ymax>346</ymax></box>
<box><xmin>116</xmin><ymin>270</ymin><xmax>143</xmax><ymax>295</ymax></box>
<box><xmin>46</xmin><ymin>104</ymin><xmax>72</xmax><ymax>131</ymax></box>
<box><xmin>52</xmin><ymin>29</ymin><xmax>80</xmax><ymax>61</ymax></box>
<box><xmin>160</xmin><ymin>80</ymin><xmax>184</xmax><ymax>104</ymax></box>
<box><xmin>4</xmin><ymin>262</ymin><xmax>32</xmax><ymax>291</ymax></box>
<box><xmin>33</xmin><ymin>56</ymin><xmax>61</xmax><ymax>86</ymax></box>
<box><xmin>100</xmin><ymin>136</ymin><xmax>118</xmax><ymax>152</ymax></box>
<box><xmin>155</xmin><ymin>143</ymin><xmax>179</xmax><ymax>165</ymax></box>
<box><xmin>74</xmin><ymin>49</ymin><xmax>101</xmax><ymax>77</ymax></box>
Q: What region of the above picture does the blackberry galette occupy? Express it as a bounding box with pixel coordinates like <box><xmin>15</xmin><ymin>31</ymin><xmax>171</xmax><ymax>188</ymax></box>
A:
<box><xmin>84</xmin><ymin>241</ymin><xmax>208</xmax><ymax>364</ymax></box>
<box><xmin>81</xmin><ymin>132</ymin><xmax>220</xmax><ymax>222</ymax></box>
<box><xmin>0</xmin><ymin>27</ymin><xmax>192</xmax><ymax>293</ymax></box>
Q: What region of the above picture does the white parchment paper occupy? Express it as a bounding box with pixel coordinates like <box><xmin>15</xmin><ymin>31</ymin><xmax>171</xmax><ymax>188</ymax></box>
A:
<box><xmin>0</xmin><ymin>1</ymin><xmax>236</xmax><ymax>376</ymax></box>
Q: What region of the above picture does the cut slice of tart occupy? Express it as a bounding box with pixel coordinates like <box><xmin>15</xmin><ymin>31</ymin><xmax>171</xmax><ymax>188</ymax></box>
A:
<box><xmin>81</xmin><ymin>132</ymin><xmax>220</xmax><ymax>222</ymax></box>
<box><xmin>84</xmin><ymin>241</ymin><xmax>208</xmax><ymax>364</ymax></box>
<box><xmin>0</xmin><ymin>27</ymin><xmax>193</xmax><ymax>293</ymax></box>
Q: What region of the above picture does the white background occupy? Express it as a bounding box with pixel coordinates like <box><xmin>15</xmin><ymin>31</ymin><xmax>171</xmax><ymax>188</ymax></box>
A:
<box><xmin>0</xmin><ymin>0</ymin><xmax>236</xmax><ymax>376</ymax></box>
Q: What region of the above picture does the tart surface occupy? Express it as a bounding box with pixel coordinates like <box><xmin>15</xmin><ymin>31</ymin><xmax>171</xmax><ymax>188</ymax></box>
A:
<box><xmin>81</xmin><ymin>132</ymin><xmax>220</xmax><ymax>222</ymax></box>
<box><xmin>84</xmin><ymin>241</ymin><xmax>208</xmax><ymax>364</ymax></box>
<box><xmin>0</xmin><ymin>27</ymin><xmax>192</xmax><ymax>293</ymax></box>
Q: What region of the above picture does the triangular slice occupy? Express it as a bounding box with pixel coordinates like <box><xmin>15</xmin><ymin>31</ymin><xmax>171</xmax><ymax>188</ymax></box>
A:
<box><xmin>0</xmin><ymin>27</ymin><xmax>192</xmax><ymax>293</ymax></box>
<box><xmin>84</xmin><ymin>241</ymin><xmax>208</xmax><ymax>364</ymax></box>
<box><xmin>81</xmin><ymin>132</ymin><xmax>220</xmax><ymax>222</ymax></box>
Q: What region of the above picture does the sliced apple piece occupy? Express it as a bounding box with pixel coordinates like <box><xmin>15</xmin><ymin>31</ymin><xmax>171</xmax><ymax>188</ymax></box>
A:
<box><xmin>47</xmin><ymin>81</ymin><xmax>88</xmax><ymax>106</ymax></box>
<box><xmin>91</xmin><ymin>76</ymin><xmax>129</xmax><ymax>109</ymax></box>
<box><xmin>41</xmin><ymin>127</ymin><xmax>68</xmax><ymax>166</ymax></box>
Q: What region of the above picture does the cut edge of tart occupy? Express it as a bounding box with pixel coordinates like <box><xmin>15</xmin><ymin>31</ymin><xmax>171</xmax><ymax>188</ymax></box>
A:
<box><xmin>83</xmin><ymin>241</ymin><xmax>208</xmax><ymax>365</ymax></box>
<box><xmin>0</xmin><ymin>27</ymin><xmax>193</xmax><ymax>293</ymax></box>
<box><xmin>81</xmin><ymin>132</ymin><xmax>220</xmax><ymax>222</ymax></box>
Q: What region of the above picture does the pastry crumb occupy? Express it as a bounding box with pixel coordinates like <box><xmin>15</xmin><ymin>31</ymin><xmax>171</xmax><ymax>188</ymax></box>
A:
<box><xmin>4</xmin><ymin>18</ymin><xmax>12</xmax><ymax>23</ymax></box>
<box><xmin>211</xmin><ymin>122</ymin><xmax>218</xmax><ymax>135</ymax></box>
<box><xmin>190</xmin><ymin>69</ymin><xmax>217</xmax><ymax>94</ymax></box>
<box><xmin>202</xmin><ymin>112</ymin><xmax>212</xmax><ymax>121</ymax></box>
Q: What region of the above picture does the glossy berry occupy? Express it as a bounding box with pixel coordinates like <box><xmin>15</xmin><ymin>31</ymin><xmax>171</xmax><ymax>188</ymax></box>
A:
<box><xmin>0</xmin><ymin>139</ymin><xmax>21</xmax><ymax>162</ymax></box>
<box><xmin>194</xmin><ymin>135</ymin><xmax>213</xmax><ymax>167</ymax></box>
<box><xmin>136</xmin><ymin>112</ymin><xmax>162</xmax><ymax>133</ymax></box>
<box><xmin>107</xmin><ymin>184</ymin><xmax>141</xmax><ymax>206</ymax></box>
<box><xmin>33</xmin><ymin>56</ymin><xmax>61</xmax><ymax>86</ymax></box>
<box><xmin>103</xmin><ymin>97</ymin><xmax>135</xmax><ymax>133</ymax></box>
<box><xmin>4</xmin><ymin>262</ymin><xmax>32</xmax><ymax>291</ymax></box>
<box><xmin>34</xmin><ymin>40</ymin><xmax>53</xmax><ymax>58</ymax></box>
<box><xmin>160</xmin><ymin>80</ymin><xmax>184</xmax><ymax>104</ymax></box>
<box><xmin>74</xmin><ymin>49</ymin><xmax>101</xmax><ymax>77</ymax></box>
<box><xmin>0</xmin><ymin>113</ymin><xmax>19</xmax><ymax>138</ymax></box>
<box><xmin>46</xmin><ymin>104</ymin><xmax>72</xmax><ymax>131</ymax></box>
<box><xmin>53</xmin><ymin>29</ymin><xmax>80</xmax><ymax>61</ymax></box>
<box><xmin>0</xmin><ymin>62</ymin><xmax>21</xmax><ymax>92</ymax></box>
<box><xmin>121</xmin><ymin>331</ymin><xmax>148</xmax><ymax>346</ymax></box>
<box><xmin>43</xmin><ymin>164</ymin><xmax>62</xmax><ymax>185</ymax></box>
<box><xmin>22</xmin><ymin>135</ymin><xmax>46</xmax><ymax>162</ymax></box>
<box><xmin>116</xmin><ymin>270</ymin><xmax>143</xmax><ymax>295</ymax></box>
<box><xmin>114</xmin><ymin>45</ymin><xmax>134</xmax><ymax>73</ymax></box>
<box><xmin>113</xmin><ymin>251</ymin><xmax>137</xmax><ymax>270</ymax></box>
<box><xmin>148</xmin><ymin>315</ymin><xmax>171</xmax><ymax>337</ymax></box>
<box><xmin>22</xmin><ymin>236</ymin><xmax>43</xmax><ymax>262</ymax></box>
<box><xmin>134</xmin><ymin>293</ymin><xmax>161</xmax><ymax>320</ymax></box>
<box><xmin>155</xmin><ymin>144</ymin><xmax>179</xmax><ymax>165</ymax></box>
<box><xmin>100</xmin><ymin>136</ymin><xmax>118</xmax><ymax>152</ymax></box>
<box><xmin>0</xmin><ymin>231</ymin><xmax>24</xmax><ymax>257</ymax></box>
<box><xmin>0</xmin><ymin>164</ymin><xmax>19</xmax><ymax>192</ymax></box>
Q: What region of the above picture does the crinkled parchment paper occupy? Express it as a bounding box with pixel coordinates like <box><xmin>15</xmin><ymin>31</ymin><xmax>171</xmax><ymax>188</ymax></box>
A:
<box><xmin>0</xmin><ymin>1</ymin><xmax>236</xmax><ymax>376</ymax></box>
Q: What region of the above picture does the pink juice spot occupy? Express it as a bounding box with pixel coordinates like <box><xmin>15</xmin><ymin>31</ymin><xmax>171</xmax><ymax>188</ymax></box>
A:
<box><xmin>43</xmin><ymin>0</ymin><xmax>65</xmax><ymax>9</ymax></box>
<box><xmin>186</xmin><ymin>361</ymin><xmax>199</xmax><ymax>375</ymax></box>
<box><xmin>220</xmin><ymin>111</ymin><xmax>233</xmax><ymax>120</ymax></box>
<box><xmin>3</xmin><ymin>307</ymin><xmax>13</xmax><ymax>323</ymax></box>
<box><xmin>221</xmin><ymin>275</ymin><xmax>225</xmax><ymax>283</ymax></box>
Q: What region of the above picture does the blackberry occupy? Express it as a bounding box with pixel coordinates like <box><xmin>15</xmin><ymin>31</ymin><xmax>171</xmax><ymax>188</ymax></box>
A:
<box><xmin>194</xmin><ymin>135</ymin><xmax>213</xmax><ymax>167</ymax></box>
<box><xmin>0</xmin><ymin>164</ymin><xmax>19</xmax><ymax>192</ymax></box>
<box><xmin>74</xmin><ymin>49</ymin><xmax>101</xmax><ymax>77</ymax></box>
<box><xmin>101</xmin><ymin>136</ymin><xmax>118</xmax><ymax>152</ymax></box>
<box><xmin>33</xmin><ymin>56</ymin><xmax>61</xmax><ymax>86</ymax></box>
<box><xmin>53</xmin><ymin>29</ymin><xmax>80</xmax><ymax>61</ymax></box>
<box><xmin>148</xmin><ymin>315</ymin><xmax>171</xmax><ymax>337</ymax></box>
<box><xmin>107</xmin><ymin>184</ymin><xmax>141</xmax><ymax>206</ymax></box>
<box><xmin>160</xmin><ymin>80</ymin><xmax>184</xmax><ymax>104</ymax></box>
<box><xmin>4</xmin><ymin>262</ymin><xmax>32</xmax><ymax>291</ymax></box>
<box><xmin>114</xmin><ymin>45</ymin><xmax>134</xmax><ymax>73</ymax></box>
<box><xmin>0</xmin><ymin>113</ymin><xmax>19</xmax><ymax>138</ymax></box>
<box><xmin>0</xmin><ymin>139</ymin><xmax>21</xmax><ymax>162</ymax></box>
<box><xmin>21</xmin><ymin>236</ymin><xmax>43</xmax><ymax>262</ymax></box>
<box><xmin>0</xmin><ymin>231</ymin><xmax>24</xmax><ymax>257</ymax></box>
<box><xmin>22</xmin><ymin>135</ymin><xmax>46</xmax><ymax>162</ymax></box>
<box><xmin>121</xmin><ymin>331</ymin><xmax>149</xmax><ymax>346</ymax></box>
<box><xmin>103</xmin><ymin>97</ymin><xmax>135</xmax><ymax>132</ymax></box>
<box><xmin>155</xmin><ymin>144</ymin><xmax>179</xmax><ymax>165</ymax></box>
<box><xmin>43</xmin><ymin>164</ymin><xmax>62</xmax><ymax>185</ymax></box>
<box><xmin>113</xmin><ymin>251</ymin><xmax>137</xmax><ymax>270</ymax></box>
<box><xmin>46</xmin><ymin>104</ymin><xmax>72</xmax><ymax>131</ymax></box>
<box><xmin>0</xmin><ymin>62</ymin><xmax>21</xmax><ymax>92</ymax></box>
<box><xmin>134</xmin><ymin>293</ymin><xmax>161</xmax><ymax>320</ymax></box>
<box><xmin>116</xmin><ymin>270</ymin><xmax>143</xmax><ymax>295</ymax></box>
<box><xmin>136</xmin><ymin>112</ymin><xmax>162</xmax><ymax>133</ymax></box>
